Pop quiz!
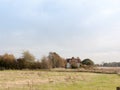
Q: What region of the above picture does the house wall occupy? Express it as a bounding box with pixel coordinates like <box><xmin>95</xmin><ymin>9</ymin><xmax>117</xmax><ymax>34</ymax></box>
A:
<box><xmin>77</xmin><ymin>63</ymin><xmax>80</xmax><ymax>68</ymax></box>
<box><xmin>66</xmin><ymin>63</ymin><xmax>71</xmax><ymax>68</ymax></box>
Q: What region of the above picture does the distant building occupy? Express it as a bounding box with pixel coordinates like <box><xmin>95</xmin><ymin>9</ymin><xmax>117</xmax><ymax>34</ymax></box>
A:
<box><xmin>66</xmin><ymin>57</ymin><xmax>81</xmax><ymax>68</ymax></box>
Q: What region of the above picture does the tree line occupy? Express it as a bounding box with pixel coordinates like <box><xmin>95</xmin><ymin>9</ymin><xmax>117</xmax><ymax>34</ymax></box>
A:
<box><xmin>0</xmin><ymin>51</ymin><xmax>94</xmax><ymax>70</ymax></box>
<box><xmin>102</xmin><ymin>62</ymin><xmax>120</xmax><ymax>67</ymax></box>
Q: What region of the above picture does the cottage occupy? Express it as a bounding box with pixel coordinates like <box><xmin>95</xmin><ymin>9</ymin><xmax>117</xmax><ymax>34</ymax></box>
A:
<box><xmin>66</xmin><ymin>57</ymin><xmax>81</xmax><ymax>68</ymax></box>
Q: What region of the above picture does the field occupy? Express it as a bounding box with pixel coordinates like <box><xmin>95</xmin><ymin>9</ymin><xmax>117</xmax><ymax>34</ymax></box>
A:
<box><xmin>0</xmin><ymin>70</ymin><xmax>120</xmax><ymax>90</ymax></box>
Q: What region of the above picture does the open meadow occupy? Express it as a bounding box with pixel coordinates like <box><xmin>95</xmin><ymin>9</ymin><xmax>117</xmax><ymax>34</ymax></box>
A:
<box><xmin>0</xmin><ymin>70</ymin><xmax>120</xmax><ymax>90</ymax></box>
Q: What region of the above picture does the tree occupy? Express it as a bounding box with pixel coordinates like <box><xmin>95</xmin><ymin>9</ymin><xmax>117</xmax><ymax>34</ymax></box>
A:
<box><xmin>0</xmin><ymin>53</ymin><xmax>16</xmax><ymax>69</ymax></box>
<box><xmin>48</xmin><ymin>52</ymin><xmax>65</xmax><ymax>68</ymax></box>
<box><xmin>82</xmin><ymin>58</ymin><xmax>94</xmax><ymax>66</ymax></box>
<box><xmin>22</xmin><ymin>51</ymin><xmax>35</xmax><ymax>62</ymax></box>
<box><xmin>17</xmin><ymin>58</ymin><xmax>26</xmax><ymax>69</ymax></box>
<box><xmin>21</xmin><ymin>51</ymin><xmax>35</xmax><ymax>68</ymax></box>
<box><xmin>41</xmin><ymin>56</ymin><xmax>51</xmax><ymax>69</ymax></box>
<box><xmin>31</xmin><ymin>61</ymin><xmax>41</xmax><ymax>69</ymax></box>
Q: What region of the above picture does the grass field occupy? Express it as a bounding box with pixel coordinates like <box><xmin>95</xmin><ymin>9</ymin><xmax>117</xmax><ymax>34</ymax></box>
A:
<box><xmin>0</xmin><ymin>70</ymin><xmax>120</xmax><ymax>90</ymax></box>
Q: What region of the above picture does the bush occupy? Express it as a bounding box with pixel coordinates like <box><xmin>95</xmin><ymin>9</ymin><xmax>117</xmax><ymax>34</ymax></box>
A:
<box><xmin>71</xmin><ymin>62</ymin><xmax>78</xmax><ymax>69</ymax></box>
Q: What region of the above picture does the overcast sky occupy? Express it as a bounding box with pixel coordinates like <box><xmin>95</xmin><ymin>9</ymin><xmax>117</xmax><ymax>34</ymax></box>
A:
<box><xmin>0</xmin><ymin>0</ymin><xmax>120</xmax><ymax>64</ymax></box>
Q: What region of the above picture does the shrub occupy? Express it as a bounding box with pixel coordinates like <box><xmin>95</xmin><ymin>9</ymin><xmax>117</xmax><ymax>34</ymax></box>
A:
<box><xmin>71</xmin><ymin>62</ymin><xmax>78</xmax><ymax>69</ymax></box>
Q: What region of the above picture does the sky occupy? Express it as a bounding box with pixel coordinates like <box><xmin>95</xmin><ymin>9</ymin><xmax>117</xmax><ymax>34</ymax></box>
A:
<box><xmin>0</xmin><ymin>0</ymin><xmax>120</xmax><ymax>64</ymax></box>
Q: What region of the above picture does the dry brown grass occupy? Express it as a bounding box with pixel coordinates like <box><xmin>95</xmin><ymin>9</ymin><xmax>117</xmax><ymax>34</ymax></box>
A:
<box><xmin>0</xmin><ymin>69</ymin><xmax>120</xmax><ymax>90</ymax></box>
